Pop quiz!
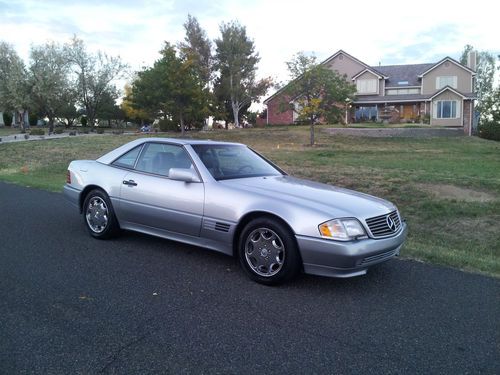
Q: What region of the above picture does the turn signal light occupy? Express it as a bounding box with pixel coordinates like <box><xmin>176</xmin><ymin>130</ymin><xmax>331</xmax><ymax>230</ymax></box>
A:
<box><xmin>66</xmin><ymin>170</ymin><xmax>71</xmax><ymax>184</ymax></box>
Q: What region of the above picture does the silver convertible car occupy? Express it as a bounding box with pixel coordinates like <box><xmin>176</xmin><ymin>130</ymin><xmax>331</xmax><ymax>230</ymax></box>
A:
<box><xmin>64</xmin><ymin>138</ymin><xmax>407</xmax><ymax>284</ymax></box>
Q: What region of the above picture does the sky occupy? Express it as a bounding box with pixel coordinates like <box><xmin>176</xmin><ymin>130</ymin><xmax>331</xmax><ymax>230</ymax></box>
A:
<box><xmin>1</xmin><ymin>0</ymin><xmax>498</xmax><ymax>100</ymax></box>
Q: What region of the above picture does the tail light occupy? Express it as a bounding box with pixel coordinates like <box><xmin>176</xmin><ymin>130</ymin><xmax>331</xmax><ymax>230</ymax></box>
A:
<box><xmin>66</xmin><ymin>170</ymin><xmax>71</xmax><ymax>184</ymax></box>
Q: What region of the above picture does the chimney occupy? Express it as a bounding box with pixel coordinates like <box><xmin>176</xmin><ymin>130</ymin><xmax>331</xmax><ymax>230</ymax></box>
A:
<box><xmin>467</xmin><ymin>50</ymin><xmax>477</xmax><ymax>71</ymax></box>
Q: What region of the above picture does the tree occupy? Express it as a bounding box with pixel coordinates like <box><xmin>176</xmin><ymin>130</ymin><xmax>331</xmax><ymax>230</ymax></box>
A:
<box><xmin>65</xmin><ymin>37</ymin><xmax>128</xmax><ymax>127</ymax></box>
<box><xmin>214</xmin><ymin>21</ymin><xmax>271</xmax><ymax>128</ymax></box>
<box><xmin>29</xmin><ymin>42</ymin><xmax>77</xmax><ymax>132</ymax></box>
<box><xmin>121</xmin><ymin>83</ymin><xmax>151</xmax><ymax>125</ymax></box>
<box><xmin>97</xmin><ymin>89</ymin><xmax>125</xmax><ymax>127</ymax></box>
<box><xmin>459</xmin><ymin>45</ymin><xmax>496</xmax><ymax>115</ymax></box>
<box><xmin>131</xmin><ymin>43</ymin><xmax>209</xmax><ymax>135</ymax></box>
<box><xmin>179</xmin><ymin>14</ymin><xmax>212</xmax><ymax>88</ymax></box>
<box><xmin>0</xmin><ymin>41</ymin><xmax>31</xmax><ymax>131</ymax></box>
<box><xmin>282</xmin><ymin>52</ymin><xmax>356</xmax><ymax>145</ymax></box>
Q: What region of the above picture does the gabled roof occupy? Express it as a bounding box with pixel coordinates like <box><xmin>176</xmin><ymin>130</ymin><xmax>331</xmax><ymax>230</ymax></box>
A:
<box><xmin>373</xmin><ymin>63</ymin><xmax>434</xmax><ymax>86</ymax></box>
<box><xmin>264</xmin><ymin>49</ymin><xmax>375</xmax><ymax>104</ymax></box>
<box><xmin>428</xmin><ymin>85</ymin><xmax>474</xmax><ymax>100</ymax></box>
<box><xmin>351</xmin><ymin>68</ymin><xmax>387</xmax><ymax>80</ymax></box>
<box><xmin>418</xmin><ymin>57</ymin><xmax>476</xmax><ymax>77</ymax></box>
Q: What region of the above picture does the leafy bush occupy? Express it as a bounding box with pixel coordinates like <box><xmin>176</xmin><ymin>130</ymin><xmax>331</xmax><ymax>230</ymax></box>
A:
<box><xmin>96</xmin><ymin>128</ymin><xmax>105</xmax><ymax>134</ymax></box>
<box><xmin>29</xmin><ymin>128</ymin><xmax>45</xmax><ymax>136</ymax></box>
<box><xmin>422</xmin><ymin>114</ymin><xmax>430</xmax><ymax>124</ymax></box>
<box><xmin>478</xmin><ymin>120</ymin><xmax>500</xmax><ymax>141</ymax></box>
<box><xmin>158</xmin><ymin>118</ymin><xmax>178</xmax><ymax>132</ymax></box>
<box><xmin>54</xmin><ymin>128</ymin><xmax>64</xmax><ymax>134</ymax></box>
<box><xmin>3</xmin><ymin>112</ymin><xmax>12</xmax><ymax>126</ymax></box>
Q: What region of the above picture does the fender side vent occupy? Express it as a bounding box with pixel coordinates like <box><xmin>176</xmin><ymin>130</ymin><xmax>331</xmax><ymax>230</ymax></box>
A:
<box><xmin>214</xmin><ymin>222</ymin><xmax>230</xmax><ymax>232</ymax></box>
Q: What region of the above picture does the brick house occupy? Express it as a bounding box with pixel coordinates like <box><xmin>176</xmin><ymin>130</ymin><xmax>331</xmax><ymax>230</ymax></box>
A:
<box><xmin>263</xmin><ymin>50</ymin><xmax>477</xmax><ymax>134</ymax></box>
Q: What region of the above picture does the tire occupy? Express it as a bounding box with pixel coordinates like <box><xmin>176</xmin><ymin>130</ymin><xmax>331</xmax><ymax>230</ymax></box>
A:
<box><xmin>238</xmin><ymin>217</ymin><xmax>301</xmax><ymax>285</ymax></box>
<box><xmin>82</xmin><ymin>189</ymin><xmax>119</xmax><ymax>239</ymax></box>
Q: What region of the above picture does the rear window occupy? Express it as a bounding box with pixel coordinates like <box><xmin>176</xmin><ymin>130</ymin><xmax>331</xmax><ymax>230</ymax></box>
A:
<box><xmin>111</xmin><ymin>145</ymin><xmax>142</xmax><ymax>169</ymax></box>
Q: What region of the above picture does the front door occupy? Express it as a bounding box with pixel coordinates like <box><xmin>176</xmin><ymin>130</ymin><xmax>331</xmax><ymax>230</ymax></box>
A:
<box><xmin>119</xmin><ymin>142</ymin><xmax>204</xmax><ymax>237</ymax></box>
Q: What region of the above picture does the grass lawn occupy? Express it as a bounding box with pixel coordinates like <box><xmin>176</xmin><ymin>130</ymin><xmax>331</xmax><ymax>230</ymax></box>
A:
<box><xmin>0</xmin><ymin>125</ymin><xmax>498</xmax><ymax>277</ymax></box>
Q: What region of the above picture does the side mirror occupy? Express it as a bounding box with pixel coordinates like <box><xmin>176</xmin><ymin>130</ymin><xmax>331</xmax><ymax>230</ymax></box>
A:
<box><xmin>169</xmin><ymin>168</ymin><xmax>200</xmax><ymax>183</ymax></box>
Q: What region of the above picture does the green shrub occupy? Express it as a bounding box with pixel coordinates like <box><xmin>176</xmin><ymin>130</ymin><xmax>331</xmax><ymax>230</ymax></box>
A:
<box><xmin>3</xmin><ymin>112</ymin><xmax>12</xmax><ymax>126</ymax></box>
<box><xmin>54</xmin><ymin>128</ymin><xmax>64</xmax><ymax>134</ymax></box>
<box><xmin>29</xmin><ymin>128</ymin><xmax>45</xmax><ymax>136</ymax></box>
<box><xmin>478</xmin><ymin>120</ymin><xmax>500</xmax><ymax>141</ymax></box>
<box><xmin>96</xmin><ymin>128</ymin><xmax>105</xmax><ymax>134</ymax></box>
<box><xmin>158</xmin><ymin>118</ymin><xmax>178</xmax><ymax>132</ymax></box>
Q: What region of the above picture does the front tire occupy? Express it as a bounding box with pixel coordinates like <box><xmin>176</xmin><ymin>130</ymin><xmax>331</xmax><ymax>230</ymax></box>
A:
<box><xmin>238</xmin><ymin>218</ymin><xmax>301</xmax><ymax>285</ymax></box>
<box><xmin>83</xmin><ymin>189</ymin><xmax>119</xmax><ymax>239</ymax></box>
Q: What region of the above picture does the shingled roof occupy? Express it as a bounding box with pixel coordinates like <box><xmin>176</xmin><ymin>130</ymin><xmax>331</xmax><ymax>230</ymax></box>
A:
<box><xmin>371</xmin><ymin>63</ymin><xmax>434</xmax><ymax>87</ymax></box>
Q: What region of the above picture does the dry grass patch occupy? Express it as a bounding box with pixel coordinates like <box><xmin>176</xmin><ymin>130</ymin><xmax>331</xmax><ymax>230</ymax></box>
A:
<box><xmin>416</xmin><ymin>183</ymin><xmax>497</xmax><ymax>202</ymax></box>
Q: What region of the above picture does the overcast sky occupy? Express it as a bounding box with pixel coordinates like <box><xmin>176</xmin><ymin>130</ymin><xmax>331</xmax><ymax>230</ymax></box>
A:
<box><xmin>1</xmin><ymin>0</ymin><xmax>498</xmax><ymax>98</ymax></box>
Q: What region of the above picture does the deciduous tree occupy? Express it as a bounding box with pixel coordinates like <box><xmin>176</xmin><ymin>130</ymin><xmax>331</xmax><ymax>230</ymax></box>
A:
<box><xmin>0</xmin><ymin>41</ymin><xmax>30</xmax><ymax>131</ymax></box>
<box><xmin>29</xmin><ymin>42</ymin><xmax>77</xmax><ymax>132</ymax></box>
<box><xmin>282</xmin><ymin>52</ymin><xmax>356</xmax><ymax>145</ymax></box>
<box><xmin>65</xmin><ymin>37</ymin><xmax>128</xmax><ymax>127</ymax></box>
<box><xmin>459</xmin><ymin>45</ymin><xmax>496</xmax><ymax>115</ymax></box>
<box><xmin>131</xmin><ymin>43</ymin><xmax>209</xmax><ymax>135</ymax></box>
<box><xmin>214</xmin><ymin>21</ymin><xmax>271</xmax><ymax>128</ymax></box>
<box><xmin>179</xmin><ymin>14</ymin><xmax>212</xmax><ymax>88</ymax></box>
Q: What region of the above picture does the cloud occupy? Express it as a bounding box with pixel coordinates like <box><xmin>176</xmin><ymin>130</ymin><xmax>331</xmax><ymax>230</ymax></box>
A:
<box><xmin>1</xmin><ymin>0</ymin><xmax>498</xmax><ymax>96</ymax></box>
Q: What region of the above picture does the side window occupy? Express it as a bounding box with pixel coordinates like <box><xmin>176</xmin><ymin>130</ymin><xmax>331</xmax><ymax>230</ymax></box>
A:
<box><xmin>135</xmin><ymin>143</ymin><xmax>193</xmax><ymax>177</ymax></box>
<box><xmin>111</xmin><ymin>145</ymin><xmax>142</xmax><ymax>169</ymax></box>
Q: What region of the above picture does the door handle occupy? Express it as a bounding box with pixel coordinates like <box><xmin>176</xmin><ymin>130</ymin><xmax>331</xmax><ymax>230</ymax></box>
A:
<box><xmin>123</xmin><ymin>180</ymin><xmax>137</xmax><ymax>186</ymax></box>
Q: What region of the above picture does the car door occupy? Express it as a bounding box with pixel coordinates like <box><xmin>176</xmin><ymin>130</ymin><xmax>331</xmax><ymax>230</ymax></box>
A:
<box><xmin>118</xmin><ymin>142</ymin><xmax>204</xmax><ymax>237</ymax></box>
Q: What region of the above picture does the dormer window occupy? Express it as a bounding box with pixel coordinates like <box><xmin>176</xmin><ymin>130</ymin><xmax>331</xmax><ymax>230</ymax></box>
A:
<box><xmin>356</xmin><ymin>79</ymin><xmax>377</xmax><ymax>94</ymax></box>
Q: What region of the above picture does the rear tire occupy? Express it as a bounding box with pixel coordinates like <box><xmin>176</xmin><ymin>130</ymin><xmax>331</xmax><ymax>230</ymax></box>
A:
<box><xmin>82</xmin><ymin>189</ymin><xmax>119</xmax><ymax>239</ymax></box>
<box><xmin>238</xmin><ymin>217</ymin><xmax>301</xmax><ymax>285</ymax></box>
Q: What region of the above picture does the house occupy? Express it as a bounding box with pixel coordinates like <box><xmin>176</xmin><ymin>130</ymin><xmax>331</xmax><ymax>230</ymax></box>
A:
<box><xmin>263</xmin><ymin>50</ymin><xmax>476</xmax><ymax>134</ymax></box>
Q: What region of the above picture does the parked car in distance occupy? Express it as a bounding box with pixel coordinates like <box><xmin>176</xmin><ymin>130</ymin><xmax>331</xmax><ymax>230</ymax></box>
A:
<box><xmin>64</xmin><ymin>138</ymin><xmax>407</xmax><ymax>285</ymax></box>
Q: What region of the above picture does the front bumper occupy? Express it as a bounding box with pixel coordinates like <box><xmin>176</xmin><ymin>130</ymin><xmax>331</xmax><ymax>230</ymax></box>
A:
<box><xmin>63</xmin><ymin>184</ymin><xmax>81</xmax><ymax>210</ymax></box>
<box><xmin>296</xmin><ymin>222</ymin><xmax>408</xmax><ymax>278</ymax></box>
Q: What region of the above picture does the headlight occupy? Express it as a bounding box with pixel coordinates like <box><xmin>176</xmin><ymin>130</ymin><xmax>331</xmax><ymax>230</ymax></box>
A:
<box><xmin>318</xmin><ymin>218</ymin><xmax>367</xmax><ymax>241</ymax></box>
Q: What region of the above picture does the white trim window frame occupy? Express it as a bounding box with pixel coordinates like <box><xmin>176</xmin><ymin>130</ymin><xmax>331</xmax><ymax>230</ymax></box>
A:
<box><xmin>436</xmin><ymin>76</ymin><xmax>458</xmax><ymax>89</ymax></box>
<box><xmin>356</xmin><ymin>79</ymin><xmax>378</xmax><ymax>94</ymax></box>
<box><xmin>433</xmin><ymin>100</ymin><xmax>460</xmax><ymax>119</ymax></box>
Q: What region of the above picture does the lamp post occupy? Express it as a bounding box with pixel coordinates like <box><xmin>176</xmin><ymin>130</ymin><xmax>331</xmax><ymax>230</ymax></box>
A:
<box><xmin>345</xmin><ymin>98</ymin><xmax>351</xmax><ymax>125</ymax></box>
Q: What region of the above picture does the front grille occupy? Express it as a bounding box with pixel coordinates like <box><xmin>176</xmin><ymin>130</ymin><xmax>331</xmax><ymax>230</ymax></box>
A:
<box><xmin>365</xmin><ymin>210</ymin><xmax>401</xmax><ymax>238</ymax></box>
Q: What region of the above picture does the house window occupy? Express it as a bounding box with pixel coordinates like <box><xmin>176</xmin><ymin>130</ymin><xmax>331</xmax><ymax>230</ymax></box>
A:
<box><xmin>435</xmin><ymin>100</ymin><xmax>458</xmax><ymax>119</ymax></box>
<box><xmin>356</xmin><ymin>79</ymin><xmax>377</xmax><ymax>94</ymax></box>
<box><xmin>386</xmin><ymin>88</ymin><xmax>420</xmax><ymax>95</ymax></box>
<box><xmin>436</xmin><ymin>76</ymin><xmax>458</xmax><ymax>89</ymax></box>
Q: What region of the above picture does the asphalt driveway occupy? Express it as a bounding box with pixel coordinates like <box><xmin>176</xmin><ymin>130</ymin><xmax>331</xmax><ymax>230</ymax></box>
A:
<box><xmin>0</xmin><ymin>181</ymin><xmax>498</xmax><ymax>374</ymax></box>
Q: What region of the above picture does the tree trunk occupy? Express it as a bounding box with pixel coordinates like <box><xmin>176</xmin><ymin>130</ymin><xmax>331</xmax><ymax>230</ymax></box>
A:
<box><xmin>48</xmin><ymin>117</ymin><xmax>54</xmax><ymax>133</ymax></box>
<box><xmin>232</xmin><ymin>101</ymin><xmax>239</xmax><ymax>128</ymax></box>
<box><xmin>180</xmin><ymin>112</ymin><xmax>185</xmax><ymax>136</ymax></box>
<box><xmin>310</xmin><ymin>114</ymin><xmax>315</xmax><ymax>146</ymax></box>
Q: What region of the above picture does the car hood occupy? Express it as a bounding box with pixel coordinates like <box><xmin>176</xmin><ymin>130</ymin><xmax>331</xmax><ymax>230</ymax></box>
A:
<box><xmin>220</xmin><ymin>175</ymin><xmax>396</xmax><ymax>219</ymax></box>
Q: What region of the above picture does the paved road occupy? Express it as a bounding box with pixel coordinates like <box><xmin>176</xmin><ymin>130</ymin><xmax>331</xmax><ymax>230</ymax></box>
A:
<box><xmin>0</xmin><ymin>182</ymin><xmax>498</xmax><ymax>374</ymax></box>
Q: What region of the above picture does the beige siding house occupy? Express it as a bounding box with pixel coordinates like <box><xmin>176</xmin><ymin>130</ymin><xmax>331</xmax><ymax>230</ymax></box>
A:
<box><xmin>264</xmin><ymin>50</ymin><xmax>476</xmax><ymax>134</ymax></box>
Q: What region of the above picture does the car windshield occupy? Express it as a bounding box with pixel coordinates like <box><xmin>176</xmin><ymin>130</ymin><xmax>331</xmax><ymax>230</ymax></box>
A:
<box><xmin>191</xmin><ymin>144</ymin><xmax>283</xmax><ymax>181</ymax></box>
